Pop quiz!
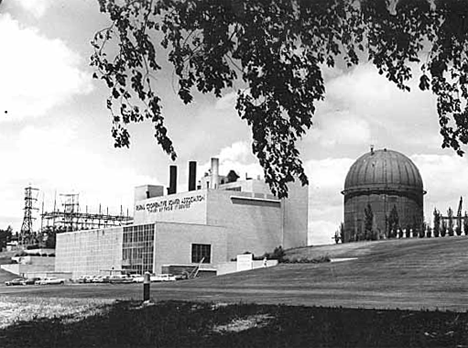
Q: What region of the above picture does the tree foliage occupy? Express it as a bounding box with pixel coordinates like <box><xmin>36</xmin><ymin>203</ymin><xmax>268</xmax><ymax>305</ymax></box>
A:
<box><xmin>364</xmin><ymin>203</ymin><xmax>375</xmax><ymax>240</ymax></box>
<box><xmin>388</xmin><ymin>205</ymin><xmax>399</xmax><ymax>238</ymax></box>
<box><xmin>433</xmin><ymin>208</ymin><xmax>441</xmax><ymax>237</ymax></box>
<box><xmin>91</xmin><ymin>0</ymin><xmax>468</xmax><ymax>197</ymax></box>
<box><xmin>0</xmin><ymin>226</ymin><xmax>12</xmax><ymax>251</ymax></box>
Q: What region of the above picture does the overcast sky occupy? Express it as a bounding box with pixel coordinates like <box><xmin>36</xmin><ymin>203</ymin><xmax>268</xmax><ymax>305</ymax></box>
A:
<box><xmin>1</xmin><ymin>0</ymin><xmax>467</xmax><ymax>245</ymax></box>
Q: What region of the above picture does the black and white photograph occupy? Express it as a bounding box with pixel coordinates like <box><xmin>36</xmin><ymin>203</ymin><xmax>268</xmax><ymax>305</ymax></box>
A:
<box><xmin>0</xmin><ymin>0</ymin><xmax>467</xmax><ymax>347</ymax></box>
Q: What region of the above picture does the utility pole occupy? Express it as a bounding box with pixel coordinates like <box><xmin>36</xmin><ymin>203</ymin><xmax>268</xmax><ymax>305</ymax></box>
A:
<box><xmin>20</xmin><ymin>185</ymin><xmax>39</xmax><ymax>246</ymax></box>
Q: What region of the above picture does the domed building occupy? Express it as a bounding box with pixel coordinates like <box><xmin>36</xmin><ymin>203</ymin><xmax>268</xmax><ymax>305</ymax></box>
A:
<box><xmin>342</xmin><ymin>148</ymin><xmax>426</xmax><ymax>242</ymax></box>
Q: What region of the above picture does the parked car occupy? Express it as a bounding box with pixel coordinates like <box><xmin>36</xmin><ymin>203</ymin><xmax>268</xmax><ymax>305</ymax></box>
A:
<box><xmin>21</xmin><ymin>277</ymin><xmax>41</xmax><ymax>285</ymax></box>
<box><xmin>130</xmin><ymin>274</ymin><xmax>144</xmax><ymax>283</ymax></box>
<box><xmin>108</xmin><ymin>275</ymin><xmax>133</xmax><ymax>284</ymax></box>
<box><xmin>35</xmin><ymin>277</ymin><xmax>65</xmax><ymax>285</ymax></box>
<box><xmin>91</xmin><ymin>275</ymin><xmax>109</xmax><ymax>283</ymax></box>
<box><xmin>5</xmin><ymin>278</ymin><xmax>25</xmax><ymax>286</ymax></box>
<box><xmin>150</xmin><ymin>274</ymin><xmax>177</xmax><ymax>282</ymax></box>
<box><xmin>76</xmin><ymin>275</ymin><xmax>93</xmax><ymax>283</ymax></box>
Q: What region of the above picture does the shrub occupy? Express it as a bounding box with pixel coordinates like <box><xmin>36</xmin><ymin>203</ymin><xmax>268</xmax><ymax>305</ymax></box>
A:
<box><xmin>263</xmin><ymin>246</ymin><xmax>286</xmax><ymax>263</ymax></box>
<box><xmin>440</xmin><ymin>226</ymin><xmax>446</xmax><ymax>237</ymax></box>
<box><xmin>283</xmin><ymin>255</ymin><xmax>331</xmax><ymax>264</ymax></box>
<box><xmin>426</xmin><ymin>226</ymin><xmax>432</xmax><ymax>238</ymax></box>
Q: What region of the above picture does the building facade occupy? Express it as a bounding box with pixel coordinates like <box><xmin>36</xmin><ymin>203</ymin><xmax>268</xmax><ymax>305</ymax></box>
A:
<box><xmin>56</xmin><ymin>159</ymin><xmax>308</xmax><ymax>278</ymax></box>
<box><xmin>342</xmin><ymin>148</ymin><xmax>425</xmax><ymax>242</ymax></box>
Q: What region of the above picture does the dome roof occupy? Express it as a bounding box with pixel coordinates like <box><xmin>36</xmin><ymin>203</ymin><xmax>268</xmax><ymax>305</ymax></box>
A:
<box><xmin>343</xmin><ymin>148</ymin><xmax>424</xmax><ymax>195</ymax></box>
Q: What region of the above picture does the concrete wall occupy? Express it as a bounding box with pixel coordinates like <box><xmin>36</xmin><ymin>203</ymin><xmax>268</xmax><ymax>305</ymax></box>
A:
<box><xmin>282</xmin><ymin>181</ymin><xmax>309</xmax><ymax>249</ymax></box>
<box><xmin>55</xmin><ymin>227</ymin><xmax>123</xmax><ymax>278</ymax></box>
<box><xmin>134</xmin><ymin>190</ymin><xmax>208</xmax><ymax>225</ymax></box>
<box><xmin>344</xmin><ymin>192</ymin><xmax>423</xmax><ymax>241</ymax></box>
<box><xmin>206</xmin><ymin>190</ymin><xmax>283</xmax><ymax>260</ymax></box>
<box><xmin>154</xmin><ymin>222</ymin><xmax>227</xmax><ymax>274</ymax></box>
<box><xmin>1</xmin><ymin>263</ymin><xmax>55</xmax><ymax>278</ymax></box>
<box><xmin>216</xmin><ymin>260</ymin><xmax>278</xmax><ymax>275</ymax></box>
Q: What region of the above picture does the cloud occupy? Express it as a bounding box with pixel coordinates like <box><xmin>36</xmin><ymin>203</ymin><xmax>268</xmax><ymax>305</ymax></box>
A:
<box><xmin>0</xmin><ymin>14</ymin><xmax>93</xmax><ymax>121</ymax></box>
<box><xmin>310</xmin><ymin>110</ymin><xmax>371</xmax><ymax>147</ymax></box>
<box><xmin>309</xmin><ymin>220</ymin><xmax>340</xmax><ymax>246</ymax></box>
<box><xmin>218</xmin><ymin>141</ymin><xmax>251</xmax><ymax>163</ymax></box>
<box><xmin>0</xmin><ymin>124</ymin><xmax>158</xmax><ymax>231</ymax></box>
<box><xmin>215</xmin><ymin>92</ymin><xmax>237</xmax><ymax>110</ymax></box>
<box><xmin>412</xmin><ymin>153</ymin><xmax>468</xmax><ymax>222</ymax></box>
<box><xmin>194</xmin><ymin>141</ymin><xmax>263</xmax><ymax>179</ymax></box>
<box><xmin>15</xmin><ymin>0</ymin><xmax>51</xmax><ymax>18</ymax></box>
<box><xmin>314</xmin><ymin>63</ymin><xmax>440</xmax><ymax>151</ymax></box>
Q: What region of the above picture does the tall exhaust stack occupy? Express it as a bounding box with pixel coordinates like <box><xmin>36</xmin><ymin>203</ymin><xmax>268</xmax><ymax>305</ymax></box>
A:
<box><xmin>168</xmin><ymin>165</ymin><xmax>177</xmax><ymax>194</ymax></box>
<box><xmin>211</xmin><ymin>157</ymin><xmax>219</xmax><ymax>189</ymax></box>
<box><xmin>188</xmin><ymin>161</ymin><xmax>197</xmax><ymax>191</ymax></box>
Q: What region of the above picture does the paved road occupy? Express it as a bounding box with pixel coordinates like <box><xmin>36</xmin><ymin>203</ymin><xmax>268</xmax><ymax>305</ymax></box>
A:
<box><xmin>0</xmin><ymin>281</ymin><xmax>466</xmax><ymax>312</ymax></box>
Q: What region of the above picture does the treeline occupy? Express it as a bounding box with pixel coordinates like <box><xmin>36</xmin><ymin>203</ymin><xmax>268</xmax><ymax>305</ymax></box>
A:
<box><xmin>336</xmin><ymin>204</ymin><xmax>468</xmax><ymax>243</ymax></box>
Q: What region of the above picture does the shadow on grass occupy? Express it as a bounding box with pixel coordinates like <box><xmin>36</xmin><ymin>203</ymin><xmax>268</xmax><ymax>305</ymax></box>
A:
<box><xmin>1</xmin><ymin>300</ymin><xmax>467</xmax><ymax>348</ymax></box>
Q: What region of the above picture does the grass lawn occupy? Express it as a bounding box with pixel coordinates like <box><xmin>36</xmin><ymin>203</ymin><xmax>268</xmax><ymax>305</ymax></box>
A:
<box><xmin>1</xmin><ymin>237</ymin><xmax>468</xmax><ymax>346</ymax></box>
<box><xmin>1</xmin><ymin>298</ymin><xmax>468</xmax><ymax>348</ymax></box>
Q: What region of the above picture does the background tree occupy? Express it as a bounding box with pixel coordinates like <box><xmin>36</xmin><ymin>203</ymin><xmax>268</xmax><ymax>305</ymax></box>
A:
<box><xmin>441</xmin><ymin>219</ymin><xmax>447</xmax><ymax>237</ymax></box>
<box><xmin>364</xmin><ymin>204</ymin><xmax>375</xmax><ymax>241</ymax></box>
<box><xmin>426</xmin><ymin>225</ymin><xmax>432</xmax><ymax>238</ymax></box>
<box><xmin>92</xmin><ymin>0</ymin><xmax>468</xmax><ymax>197</ymax></box>
<box><xmin>226</xmin><ymin>170</ymin><xmax>240</xmax><ymax>183</ymax></box>
<box><xmin>447</xmin><ymin>207</ymin><xmax>454</xmax><ymax>236</ymax></box>
<box><xmin>419</xmin><ymin>222</ymin><xmax>426</xmax><ymax>238</ymax></box>
<box><xmin>433</xmin><ymin>208</ymin><xmax>440</xmax><ymax>238</ymax></box>
<box><xmin>340</xmin><ymin>223</ymin><xmax>345</xmax><ymax>243</ymax></box>
<box><xmin>412</xmin><ymin>216</ymin><xmax>419</xmax><ymax>238</ymax></box>
<box><xmin>388</xmin><ymin>205</ymin><xmax>399</xmax><ymax>239</ymax></box>
<box><xmin>464</xmin><ymin>212</ymin><xmax>468</xmax><ymax>236</ymax></box>
<box><xmin>0</xmin><ymin>226</ymin><xmax>12</xmax><ymax>251</ymax></box>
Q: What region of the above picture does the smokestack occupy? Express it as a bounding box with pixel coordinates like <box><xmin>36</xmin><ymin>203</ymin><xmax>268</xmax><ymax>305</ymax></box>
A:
<box><xmin>168</xmin><ymin>165</ymin><xmax>177</xmax><ymax>194</ymax></box>
<box><xmin>188</xmin><ymin>161</ymin><xmax>197</xmax><ymax>191</ymax></box>
<box><xmin>211</xmin><ymin>158</ymin><xmax>219</xmax><ymax>189</ymax></box>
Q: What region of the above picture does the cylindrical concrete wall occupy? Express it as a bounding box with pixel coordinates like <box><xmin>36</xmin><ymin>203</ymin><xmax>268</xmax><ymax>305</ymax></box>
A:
<box><xmin>342</xmin><ymin>149</ymin><xmax>425</xmax><ymax>242</ymax></box>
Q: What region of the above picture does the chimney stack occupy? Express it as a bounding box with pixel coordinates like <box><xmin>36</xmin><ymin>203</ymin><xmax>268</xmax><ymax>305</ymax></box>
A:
<box><xmin>188</xmin><ymin>161</ymin><xmax>197</xmax><ymax>191</ymax></box>
<box><xmin>168</xmin><ymin>165</ymin><xmax>177</xmax><ymax>194</ymax></box>
<box><xmin>211</xmin><ymin>158</ymin><xmax>219</xmax><ymax>189</ymax></box>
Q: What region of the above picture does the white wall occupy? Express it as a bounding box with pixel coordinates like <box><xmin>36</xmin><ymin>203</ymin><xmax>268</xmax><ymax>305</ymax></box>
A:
<box><xmin>154</xmin><ymin>222</ymin><xmax>227</xmax><ymax>274</ymax></box>
<box><xmin>55</xmin><ymin>227</ymin><xmax>123</xmax><ymax>278</ymax></box>
<box><xmin>134</xmin><ymin>190</ymin><xmax>208</xmax><ymax>225</ymax></box>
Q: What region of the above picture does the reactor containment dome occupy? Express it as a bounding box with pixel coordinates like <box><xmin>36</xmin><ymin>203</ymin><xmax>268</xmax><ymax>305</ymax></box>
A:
<box><xmin>341</xmin><ymin>148</ymin><xmax>425</xmax><ymax>242</ymax></box>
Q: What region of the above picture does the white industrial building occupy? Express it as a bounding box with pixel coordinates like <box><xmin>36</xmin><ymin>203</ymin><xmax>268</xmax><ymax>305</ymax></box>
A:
<box><xmin>55</xmin><ymin>158</ymin><xmax>308</xmax><ymax>278</ymax></box>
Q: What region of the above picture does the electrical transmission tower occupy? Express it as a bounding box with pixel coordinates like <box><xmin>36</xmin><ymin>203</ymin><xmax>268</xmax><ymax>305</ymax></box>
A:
<box><xmin>20</xmin><ymin>185</ymin><xmax>39</xmax><ymax>245</ymax></box>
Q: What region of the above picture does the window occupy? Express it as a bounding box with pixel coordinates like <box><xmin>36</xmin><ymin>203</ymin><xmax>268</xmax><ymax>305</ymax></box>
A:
<box><xmin>122</xmin><ymin>224</ymin><xmax>155</xmax><ymax>273</ymax></box>
<box><xmin>191</xmin><ymin>244</ymin><xmax>211</xmax><ymax>263</ymax></box>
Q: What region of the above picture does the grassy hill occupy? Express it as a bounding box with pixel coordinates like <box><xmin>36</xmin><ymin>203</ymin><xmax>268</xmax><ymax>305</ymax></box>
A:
<box><xmin>163</xmin><ymin>236</ymin><xmax>468</xmax><ymax>311</ymax></box>
<box><xmin>0</xmin><ymin>237</ymin><xmax>467</xmax><ymax>311</ymax></box>
<box><xmin>1</xmin><ymin>238</ymin><xmax>468</xmax><ymax>347</ymax></box>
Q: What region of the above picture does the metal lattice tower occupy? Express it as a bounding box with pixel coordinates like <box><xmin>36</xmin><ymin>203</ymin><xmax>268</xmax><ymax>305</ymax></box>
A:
<box><xmin>20</xmin><ymin>185</ymin><xmax>39</xmax><ymax>245</ymax></box>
